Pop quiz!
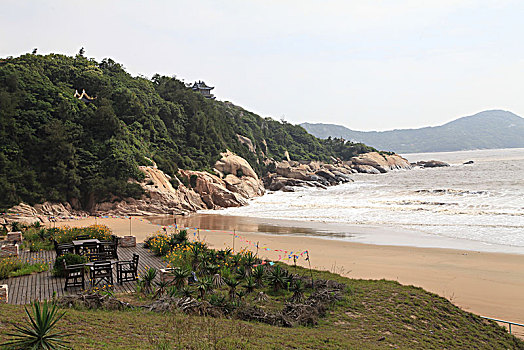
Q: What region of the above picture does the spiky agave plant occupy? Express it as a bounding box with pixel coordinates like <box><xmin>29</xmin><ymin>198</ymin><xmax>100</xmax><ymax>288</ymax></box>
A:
<box><xmin>180</xmin><ymin>286</ymin><xmax>193</xmax><ymax>298</ymax></box>
<box><xmin>196</xmin><ymin>276</ymin><xmax>213</xmax><ymax>299</ymax></box>
<box><xmin>224</xmin><ymin>276</ymin><xmax>241</xmax><ymax>300</ymax></box>
<box><xmin>2</xmin><ymin>300</ymin><xmax>69</xmax><ymax>349</ymax></box>
<box><xmin>171</xmin><ymin>267</ymin><xmax>191</xmax><ymax>289</ymax></box>
<box><xmin>266</xmin><ymin>265</ymin><xmax>288</xmax><ymax>292</ymax></box>
<box><xmin>289</xmin><ymin>279</ymin><xmax>305</xmax><ymax>303</ymax></box>
<box><xmin>141</xmin><ymin>267</ymin><xmax>158</xmax><ymax>294</ymax></box>
<box><xmin>252</xmin><ymin>265</ymin><xmax>265</xmax><ymax>287</ymax></box>
<box><xmin>243</xmin><ymin>276</ymin><xmax>256</xmax><ymax>294</ymax></box>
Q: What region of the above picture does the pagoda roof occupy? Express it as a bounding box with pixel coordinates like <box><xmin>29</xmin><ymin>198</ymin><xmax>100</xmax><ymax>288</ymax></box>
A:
<box><xmin>191</xmin><ymin>81</ymin><xmax>214</xmax><ymax>90</ymax></box>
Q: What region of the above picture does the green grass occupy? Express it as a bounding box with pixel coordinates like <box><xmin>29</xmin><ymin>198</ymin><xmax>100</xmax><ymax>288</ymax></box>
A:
<box><xmin>8</xmin><ymin>262</ymin><xmax>49</xmax><ymax>277</ymax></box>
<box><xmin>1</xmin><ymin>266</ymin><xmax>522</xmax><ymax>349</ymax></box>
<box><xmin>0</xmin><ymin>257</ymin><xmax>49</xmax><ymax>279</ymax></box>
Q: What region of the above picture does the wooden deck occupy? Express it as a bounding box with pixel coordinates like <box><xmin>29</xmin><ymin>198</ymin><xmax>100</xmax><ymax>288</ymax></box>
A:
<box><xmin>0</xmin><ymin>244</ymin><xmax>167</xmax><ymax>305</ymax></box>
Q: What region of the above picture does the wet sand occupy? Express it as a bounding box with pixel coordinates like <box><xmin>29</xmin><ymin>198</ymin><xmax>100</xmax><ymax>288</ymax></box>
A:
<box><xmin>52</xmin><ymin>213</ymin><xmax>524</xmax><ymax>335</ymax></box>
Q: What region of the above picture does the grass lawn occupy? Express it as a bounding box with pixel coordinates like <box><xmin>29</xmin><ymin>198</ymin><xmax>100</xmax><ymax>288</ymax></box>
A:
<box><xmin>1</xmin><ymin>267</ymin><xmax>522</xmax><ymax>349</ymax></box>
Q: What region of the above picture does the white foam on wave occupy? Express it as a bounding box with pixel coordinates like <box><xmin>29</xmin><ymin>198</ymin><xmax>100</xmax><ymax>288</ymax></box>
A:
<box><xmin>217</xmin><ymin>149</ymin><xmax>524</xmax><ymax>249</ymax></box>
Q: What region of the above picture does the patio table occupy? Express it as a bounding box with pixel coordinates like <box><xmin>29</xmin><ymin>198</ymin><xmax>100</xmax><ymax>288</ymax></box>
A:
<box><xmin>72</xmin><ymin>239</ymin><xmax>100</xmax><ymax>254</ymax></box>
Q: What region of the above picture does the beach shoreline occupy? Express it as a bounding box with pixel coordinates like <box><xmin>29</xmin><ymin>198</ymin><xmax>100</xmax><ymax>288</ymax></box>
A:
<box><xmin>50</xmin><ymin>213</ymin><xmax>524</xmax><ymax>334</ymax></box>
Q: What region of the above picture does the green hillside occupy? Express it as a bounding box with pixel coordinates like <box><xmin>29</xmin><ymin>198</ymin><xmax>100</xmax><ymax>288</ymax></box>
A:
<box><xmin>1</xmin><ymin>270</ymin><xmax>522</xmax><ymax>349</ymax></box>
<box><xmin>0</xmin><ymin>53</ymin><xmax>375</xmax><ymax>211</ymax></box>
<box><xmin>302</xmin><ymin>110</ymin><xmax>524</xmax><ymax>153</ymax></box>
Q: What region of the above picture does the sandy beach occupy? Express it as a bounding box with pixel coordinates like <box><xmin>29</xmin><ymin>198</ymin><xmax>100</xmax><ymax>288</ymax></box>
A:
<box><xmin>52</xmin><ymin>213</ymin><xmax>524</xmax><ymax>335</ymax></box>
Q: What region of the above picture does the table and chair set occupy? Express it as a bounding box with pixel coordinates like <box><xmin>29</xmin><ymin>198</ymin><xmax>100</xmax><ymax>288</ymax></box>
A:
<box><xmin>54</xmin><ymin>235</ymin><xmax>140</xmax><ymax>291</ymax></box>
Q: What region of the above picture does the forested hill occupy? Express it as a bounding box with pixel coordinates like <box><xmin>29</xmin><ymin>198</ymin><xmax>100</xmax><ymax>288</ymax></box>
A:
<box><xmin>0</xmin><ymin>53</ymin><xmax>375</xmax><ymax>210</ymax></box>
<box><xmin>302</xmin><ymin>110</ymin><xmax>524</xmax><ymax>153</ymax></box>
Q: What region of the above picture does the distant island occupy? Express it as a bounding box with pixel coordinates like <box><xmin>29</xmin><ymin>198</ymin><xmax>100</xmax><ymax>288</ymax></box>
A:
<box><xmin>301</xmin><ymin>110</ymin><xmax>524</xmax><ymax>153</ymax></box>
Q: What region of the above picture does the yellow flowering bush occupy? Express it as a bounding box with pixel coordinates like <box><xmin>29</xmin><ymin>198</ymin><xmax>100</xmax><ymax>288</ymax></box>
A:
<box><xmin>52</xmin><ymin>225</ymin><xmax>113</xmax><ymax>243</ymax></box>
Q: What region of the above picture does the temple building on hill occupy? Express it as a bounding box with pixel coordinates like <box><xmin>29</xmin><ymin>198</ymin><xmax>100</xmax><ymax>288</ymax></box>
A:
<box><xmin>190</xmin><ymin>81</ymin><xmax>215</xmax><ymax>99</ymax></box>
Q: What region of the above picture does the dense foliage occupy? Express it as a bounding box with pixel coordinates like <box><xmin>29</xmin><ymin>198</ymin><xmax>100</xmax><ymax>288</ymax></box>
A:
<box><xmin>52</xmin><ymin>254</ymin><xmax>88</xmax><ymax>278</ymax></box>
<box><xmin>0</xmin><ymin>52</ymin><xmax>375</xmax><ymax>210</ymax></box>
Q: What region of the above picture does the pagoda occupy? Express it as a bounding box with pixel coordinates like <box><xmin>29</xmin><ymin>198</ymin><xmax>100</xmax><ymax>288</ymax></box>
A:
<box><xmin>190</xmin><ymin>81</ymin><xmax>215</xmax><ymax>99</ymax></box>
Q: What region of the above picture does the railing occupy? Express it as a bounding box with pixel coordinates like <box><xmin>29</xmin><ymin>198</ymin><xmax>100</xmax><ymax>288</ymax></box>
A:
<box><xmin>481</xmin><ymin>316</ymin><xmax>524</xmax><ymax>334</ymax></box>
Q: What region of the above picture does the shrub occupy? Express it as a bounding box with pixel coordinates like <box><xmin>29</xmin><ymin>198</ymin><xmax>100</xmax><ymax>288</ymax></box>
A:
<box><xmin>0</xmin><ymin>257</ymin><xmax>25</xmax><ymax>279</ymax></box>
<box><xmin>52</xmin><ymin>225</ymin><xmax>112</xmax><ymax>244</ymax></box>
<box><xmin>53</xmin><ymin>254</ymin><xmax>87</xmax><ymax>277</ymax></box>
<box><xmin>189</xmin><ymin>174</ymin><xmax>198</xmax><ymax>188</ymax></box>
<box><xmin>179</xmin><ymin>175</ymin><xmax>190</xmax><ymax>188</ymax></box>
<box><xmin>169</xmin><ymin>177</ymin><xmax>180</xmax><ymax>189</ymax></box>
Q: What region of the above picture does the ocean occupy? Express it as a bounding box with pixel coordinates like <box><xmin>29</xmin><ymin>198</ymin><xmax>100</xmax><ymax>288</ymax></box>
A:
<box><xmin>216</xmin><ymin>148</ymin><xmax>524</xmax><ymax>253</ymax></box>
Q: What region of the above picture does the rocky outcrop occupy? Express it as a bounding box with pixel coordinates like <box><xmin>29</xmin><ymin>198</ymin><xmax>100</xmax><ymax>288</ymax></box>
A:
<box><xmin>350</xmin><ymin>152</ymin><xmax>411</xmax><ymax>173</ymax></box>
<box><xmin>265</xmin><ymin>152</ymin><xmax>412</xmax><ymax>192</ymax></box>
<box><xmin>414</xmin><ymin>160</ymin><xmax>450</xmax><ymax>168</ymax></box>
<box><xmin>3</xmin><ymin>202</ymin><xmax>86</xmax><ymax>223</ymax></box>
<box><xmin>236</xmin><ymin>134</ymin><xmax>256</xmax><ymax>153</ymax></box>
<box><xmin>214</xmin><ymin>150</ymin><xmax>258</xmax><ymax>179</ymax></box>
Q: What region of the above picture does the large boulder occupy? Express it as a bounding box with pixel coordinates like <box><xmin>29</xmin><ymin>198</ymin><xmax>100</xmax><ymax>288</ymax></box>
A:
<box><xmin>415</xmin><ymin>160</ymin><xmax>450</xmax><ymax>168</ymax></box>
<box><xmin>351</xmin><ymin>152</ymin><xmax>411</xmax><ymax>173</ymax></box>
<box><xmin>214</xmin><ymin>150</ymin><xmax>257</xmax><ymax>179</ymax></box>
<box><xmin>352</xmin><ymin>164</ymin><xmax>382</xmax><ymax>174</ymax></box>
<box><xmin>275</xmin><ymin>161</ymin><xmax>313</xmax><ymax>181</ymax></box>
<box><xmin>179</xmin><ymin>170</ymin><xmax>247</xmax><ymax>209</ymax></box>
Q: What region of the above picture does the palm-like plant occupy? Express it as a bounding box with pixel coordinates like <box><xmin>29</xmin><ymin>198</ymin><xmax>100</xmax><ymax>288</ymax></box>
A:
<box><xmin>289</xmin><ymin>279</ymin><xmax>305</xmax><ymax>303</ymax></box>
<box><xmin>171</xmin><ymin>267</ymin><xmax>191</xmax><ymax>289</ymax></box>
<box><xmin>2</xmin><ymin>300</ymin><xmax>69</xmax><ymax>349</ymax></box>
<box><xmin>243</xmin><ymin>277</ymin><xmax>256</xmax><ymax>294</ymax></box>
<box><xmin>196</xmin><ymin>277</ymin><xmax>213</xmax><ymax>299</ymax></box>
<box><xmin>242</xmin><ymin>251</ymin><xmax>257</xmax><ymax>268</ymax></box>
<box><xmin>180</xmin><ymin>286</ymin><xmax>193</xmax><ymax>298</ymax></box>
<box><xmin>266</xmin><ymin>265</ymin><xmax>288</xmax><ymax>292</ymax></box>
<box><xmin>235</xmin><ymin>265</ymin><xmax>248</xmax><ymax>281</ymax></box>
<box><xmin>224</xmin><ymin>276</ymin><xmax>241</xmax><ymax>300</ymax></box>
<box><xmin>154</xmin><ymin>280</ymin><xmax>170</xmax><ymax>298</ymax></box>
<box><xmin>252</xmin><ymin>265</ymin><xmax>265</xmax><ymax>287</ymax></box>
<box><xmin>141</xmin><ymin>267</ymin><xmax>157</xmax><ymax>294</ymax></box>
<box><xmin>209</xmin><ymin>294</ymin><xmax>227</xmax><ymax>307</ymax></box>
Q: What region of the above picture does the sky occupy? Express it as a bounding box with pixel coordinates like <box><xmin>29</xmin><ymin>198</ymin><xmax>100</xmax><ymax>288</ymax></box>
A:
<box><xmin>1</xmin><ymin>0</ymin><xmax>523</xmax><ymax>131</ymax></box>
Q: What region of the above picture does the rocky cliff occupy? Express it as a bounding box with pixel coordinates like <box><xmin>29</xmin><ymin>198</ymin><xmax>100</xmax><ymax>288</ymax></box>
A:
<box><xmin>4</xmin><ymin>151</ymin><xmax>412</xmax><ymax>222</ymax></box>
<box><xmin>4</xmin><ymin>151</ymin><xmax>265</xmax><ymax>222</ymax></box>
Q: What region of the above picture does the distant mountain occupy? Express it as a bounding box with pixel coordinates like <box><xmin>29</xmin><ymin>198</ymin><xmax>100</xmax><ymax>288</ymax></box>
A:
<box><xmin>301</xmin><ymin>110</ymin><xmax>524</xmax><ymax>153</ymax></box>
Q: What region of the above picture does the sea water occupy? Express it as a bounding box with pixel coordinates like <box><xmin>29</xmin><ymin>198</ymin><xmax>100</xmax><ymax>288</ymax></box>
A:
<box><xmin>217</xmin><ymin>148</ymin><xmax>524</xmax><ymax>251</ymax></box>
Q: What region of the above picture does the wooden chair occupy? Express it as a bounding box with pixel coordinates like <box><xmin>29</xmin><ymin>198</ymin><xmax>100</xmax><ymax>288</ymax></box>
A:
<box><xmin>82</xmin><ymin>242</ymin><xmax>100</xmax><ymax>260</ymax></box>
<box><xmin>88</xmin><ymin>251</ymin><xmax>112</xmax><ymax>262</ymax></box>
<box><xmin>117</xmin><ymin>253</ymin><xmax>139</xmax><ymax>284</ymax></box>
<box><xmin>64</xmin><ymin>260</ymin><xmax>85</xmax><ymax>290</ymax></box>
<box><xmin>111</xmin><ymin>235</ymin><xmax>121</xmax><ymax>246</ymax></box>
<box><xmin>89</xmin><ymin>261</ymin><xmax>113</xmax><ymax>287</ymax></box>
<box><xmin>56</xmin><ymin>243</ymin><xmax>75</xmax><ymax>257</ymax></box>
<box><xmin>100</xmin><ymin>241</ymin><xmax>118</xmax><ymax>260</ymax></box>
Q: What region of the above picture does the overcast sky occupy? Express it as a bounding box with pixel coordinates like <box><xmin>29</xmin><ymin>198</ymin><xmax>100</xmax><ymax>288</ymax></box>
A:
<box><xmin>2</xmin><ymin>0</ymin><xmax>523</xmax><ymax>130</ymax></box>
